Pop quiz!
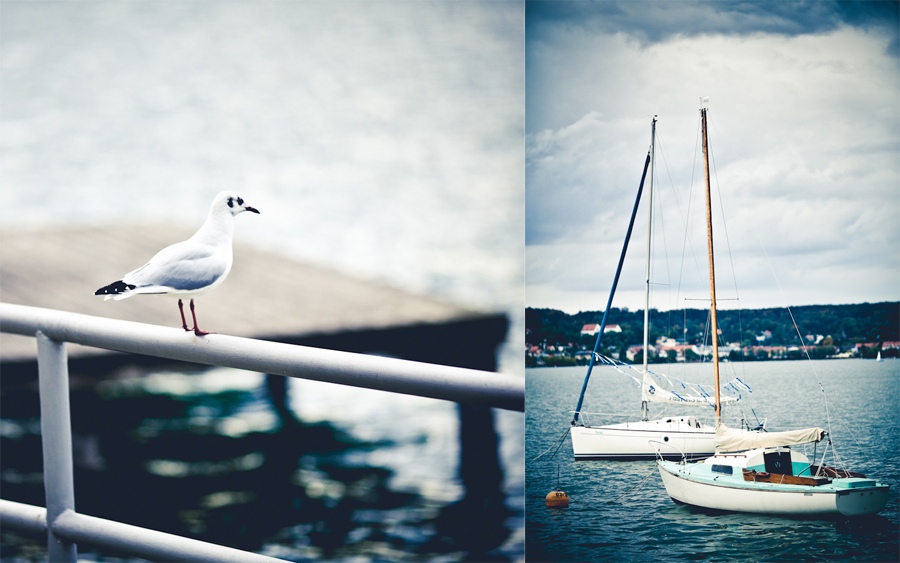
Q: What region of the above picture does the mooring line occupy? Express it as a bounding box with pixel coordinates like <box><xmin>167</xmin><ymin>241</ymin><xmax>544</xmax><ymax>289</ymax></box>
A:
<box><xmin>534</xmin><ymin>426</ymin><xmax>571</xmax><ymax>461</ymax></box>
<box><xmin>607</xmin><ymin>465</ymin><xmax>658</xmax><ymax>504</ymax></box>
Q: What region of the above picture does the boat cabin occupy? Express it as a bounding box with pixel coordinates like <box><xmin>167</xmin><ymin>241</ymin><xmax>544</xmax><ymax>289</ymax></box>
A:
<box><xmin>703</xmin><ymin>447</ymin><xmax>812</xmax><ymax>476</ymax></box>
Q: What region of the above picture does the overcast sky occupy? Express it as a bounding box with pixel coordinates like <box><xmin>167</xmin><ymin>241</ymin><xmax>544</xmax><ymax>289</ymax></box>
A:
<box><xmin>525</xmin><ymin>0</ymin><xmax>899</xmax><ymax>314</ymax></box>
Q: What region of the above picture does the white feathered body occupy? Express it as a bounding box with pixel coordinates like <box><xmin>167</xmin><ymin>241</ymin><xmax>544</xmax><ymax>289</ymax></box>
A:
<box><xmin>96</xmin><ymin>191</ymin><xmax>256</xmax><ymax>301</ymax></box>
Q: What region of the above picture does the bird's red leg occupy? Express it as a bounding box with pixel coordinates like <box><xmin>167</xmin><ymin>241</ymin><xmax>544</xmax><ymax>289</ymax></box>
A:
<box><xmin>190</xmin><ymin>299</ymin><xmax>214</xmax><ymax>336</ymax></box>
<box><xmin>178</xmin><ymin>299</ymin><xmax>190</xmax><ymax>332</ymax></box>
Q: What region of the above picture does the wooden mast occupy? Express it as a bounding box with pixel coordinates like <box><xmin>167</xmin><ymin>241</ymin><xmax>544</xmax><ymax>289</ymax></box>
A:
<box><xmin>701</xmin><ymin>106</ymin><xmax>722</xmax><ymax>421</ymax></box>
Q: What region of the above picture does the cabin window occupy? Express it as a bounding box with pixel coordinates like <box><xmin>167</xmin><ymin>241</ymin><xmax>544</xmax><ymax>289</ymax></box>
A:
<box><xmin>711</xmin><ymin>464</ymin><xmax>733</xmax><ymax>475</ymax></box>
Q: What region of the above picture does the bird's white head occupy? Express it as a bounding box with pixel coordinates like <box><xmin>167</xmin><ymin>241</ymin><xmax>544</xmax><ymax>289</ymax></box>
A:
<box><xmin>212</xmin><ymin>191</ymin><xmax>260</xmax><ymax>217</ymax></box>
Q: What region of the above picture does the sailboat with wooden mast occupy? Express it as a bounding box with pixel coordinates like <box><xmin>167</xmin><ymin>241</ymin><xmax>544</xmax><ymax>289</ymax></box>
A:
<box><xmin>569</xmin><ymin>116</ymin><xmax>744</xmax><ymax>461</ymax></box>
<box><xmin>656</xmin><ymin>104</ymin><xmax>890</xmax><ymax>516</ymax></box>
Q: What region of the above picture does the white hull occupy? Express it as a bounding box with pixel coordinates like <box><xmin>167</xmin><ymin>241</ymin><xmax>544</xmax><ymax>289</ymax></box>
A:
<box><xmin>658</xmin><ymin>453</ymin><xmax>890</xmax><ymax>516</ymax></box>
<box><xmin>571</xmin><ymin>417</ymin><xmax>715</xmax><ymax>460</ymax></box>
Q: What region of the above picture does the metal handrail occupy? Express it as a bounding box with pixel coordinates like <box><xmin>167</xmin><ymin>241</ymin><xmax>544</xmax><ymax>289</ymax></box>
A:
<box><xmin>0</xmin><ymin>500</ymin><xmax>280</xmax><ymax>562</ymax></box>
<box><xmin>0</xmin><ymin>303</ymin><xmax>524</xmax><ymax>411</ymax></box>
<box><xmin>650</xmin><ymin>439</ymin><xmax>688</xmax><ymax>463</ymax></box>
<box><xmin>0</xmin><ymin>302</ymin><xmax>524</xmax><ymax>561</ymax></box>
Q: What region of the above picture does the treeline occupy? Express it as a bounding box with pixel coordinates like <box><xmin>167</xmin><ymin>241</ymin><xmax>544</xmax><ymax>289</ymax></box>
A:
<box><xmin>526</xmin><ymin>302</ymin><xmax>899</xmax><ymax>359</ymax></box>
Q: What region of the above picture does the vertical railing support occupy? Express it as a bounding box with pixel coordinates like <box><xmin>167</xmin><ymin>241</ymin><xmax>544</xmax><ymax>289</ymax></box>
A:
<box><xmin>36</xmin><ymin>331</ymin><xmax>78</xmax><ymax>562</ymax></box>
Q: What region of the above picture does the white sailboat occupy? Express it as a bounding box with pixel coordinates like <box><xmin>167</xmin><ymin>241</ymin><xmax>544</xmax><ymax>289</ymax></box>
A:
<box><xmin>570</xmin><ymin>116</ymin><xmax>748</xmax><ymax>461</ymax></box>
<box><xmin>656</xmin><ymin>105</ymin><xmax>890</xmax><ymax>516</ymax></box>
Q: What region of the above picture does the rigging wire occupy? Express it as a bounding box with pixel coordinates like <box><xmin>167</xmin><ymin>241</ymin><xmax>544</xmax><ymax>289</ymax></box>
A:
<box><xmin>707</xmin><ymin>110</ymin><xmax>862</xmax><ymax>473</ymax></box>
<box><xmin>752</xmin><ymin>231</ymin><xmax>871</xmax><ymax>472</ymax></box>
<box><xmin>675</xmin><ymin>113</ymin><xmax>732</xmax><ymax>389</ymax></box>
<box><xmin>834</xmin><ymin>415</ymin><xmax>874</xmax><ymax>467</ymax></box>
<box><xmin>706</xmin><ymin>113</ymin><xmax>743</xmax><ymax>307</ymax></box>
<box><xmin>691</xmin><ymin>109</ymin><xmax>772</xmax><ymax>428</ymax></box>
<box><xmin>606</xmin><ymin>464</ymin><xmax>659</xmax><ymax>505</ymax></box>
<box><xmin>675</xmin><ymin>112</ymin><xmax>704</xmax><ymax>307</ymax></box>
<box><xmin>756</xmin><ymin>232</ymin><xmax>834</xmax><ymax>436</ymax></box>
<box><xmin>705</xmin><ymin>114</ymin><xmax>754</xmax><ymax>400</ymax></box>
<box><xmin>533</xmin><ymin>426</ymin><xmax>571</xmax><ymax>462</ymax></box>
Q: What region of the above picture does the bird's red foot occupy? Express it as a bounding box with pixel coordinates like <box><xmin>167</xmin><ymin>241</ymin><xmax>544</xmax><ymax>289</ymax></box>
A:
<box><xmin>193</xmin><ymin>328</ymin><xmax>215</xmax><ymax>336</ymax></box>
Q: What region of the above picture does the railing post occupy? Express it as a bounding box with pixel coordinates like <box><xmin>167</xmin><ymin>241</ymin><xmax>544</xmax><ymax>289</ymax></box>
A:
<box><xmin>36</xmin><ymin>331</ymin><xmax>78</xmax><ymax>563</ymax></box>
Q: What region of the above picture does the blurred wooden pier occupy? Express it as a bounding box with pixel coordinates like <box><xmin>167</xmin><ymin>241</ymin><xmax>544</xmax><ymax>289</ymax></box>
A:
<box><xmin>0</xmin><ymin>224</ymin><xmax>508</xmax><ymax>371</ymax></box>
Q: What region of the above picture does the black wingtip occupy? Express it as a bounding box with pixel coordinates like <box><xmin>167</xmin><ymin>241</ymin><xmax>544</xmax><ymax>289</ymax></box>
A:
<box><xmin>95</xmin><ymin>280</ymin><xmax>136</xmax><ymax>296</ymax></box>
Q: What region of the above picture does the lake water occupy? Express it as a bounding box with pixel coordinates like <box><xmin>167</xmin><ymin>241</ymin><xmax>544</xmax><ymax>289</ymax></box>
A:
<box><xmin>525</xmin><ymin>359</ymin><xmax>900</xmax><ymax>562</ymax></box>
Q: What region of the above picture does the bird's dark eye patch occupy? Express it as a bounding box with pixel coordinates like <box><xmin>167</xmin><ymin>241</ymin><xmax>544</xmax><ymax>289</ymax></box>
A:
<box><xmin>237</xmin><ymin>197</ymin><xmax>244</xmax><ymax>206</ymax></box>
<box><xmin>227</xmin><ymin>197</ymin><xmax>234</xmax><ymax>208</ymax></box>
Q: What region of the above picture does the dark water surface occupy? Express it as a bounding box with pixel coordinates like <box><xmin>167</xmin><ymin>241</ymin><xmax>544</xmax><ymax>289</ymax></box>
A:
<box><xmin>526</xmin><ymin>360</ymin><xmax>899</xmax><ymax>562</ymax></box>
<box><xmin>1</xmin><ymin>362</ymin><xmax>523</xmax><ymax>561</ymax></box>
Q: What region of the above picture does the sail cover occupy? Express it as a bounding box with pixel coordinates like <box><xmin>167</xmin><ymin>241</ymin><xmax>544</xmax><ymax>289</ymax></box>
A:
<box><xmin>715</xmin><ymin>421</ymin><xmax>826</xmax><ymax>452</ymax></box>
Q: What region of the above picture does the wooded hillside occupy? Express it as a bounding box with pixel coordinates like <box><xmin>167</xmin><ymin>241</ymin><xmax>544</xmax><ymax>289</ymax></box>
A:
<box><xmin>526</xmin><ymin>302</ymin><xmax>899</xmax><ymax>363</ymax></box>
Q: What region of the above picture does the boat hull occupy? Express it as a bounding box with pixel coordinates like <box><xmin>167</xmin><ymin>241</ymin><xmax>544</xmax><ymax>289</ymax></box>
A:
<box><xmin>658</xmin><ymin>460</ymin><xmax>890</xmax><ymax>516</ymax></box>
<box><xmin>571</xmin><ymin>417</ymin><xmax>715</xmax><ymax>460</ymax></box>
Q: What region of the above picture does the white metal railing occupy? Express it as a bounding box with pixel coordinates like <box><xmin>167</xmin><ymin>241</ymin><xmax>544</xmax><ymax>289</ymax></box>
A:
<box><xmin>0</xmin><ymin>303</ymin><xmax>524</xmax><ymax>561</ymax></box>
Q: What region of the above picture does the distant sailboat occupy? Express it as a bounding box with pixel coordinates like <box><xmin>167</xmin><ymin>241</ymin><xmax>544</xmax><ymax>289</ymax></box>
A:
<box><xmin>656</xmin><ymin>105</ymin><xmax>890</xmax><ymax>516</ymax></box>
<box><xmin>876</xmin><ymin>350</ymin><xmax>882</xmax><ymax>362</ymax></box>
<box><xmin>569</xmin><ymin>116</ymin><xmax>748</xmax><ymax>461</ymax></box>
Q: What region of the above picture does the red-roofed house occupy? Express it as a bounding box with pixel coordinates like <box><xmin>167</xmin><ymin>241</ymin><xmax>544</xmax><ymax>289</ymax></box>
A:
<box><xmin>581</xmin><ymin>324</ymin><xmax>601</xmax><ymax>336</ymax></box>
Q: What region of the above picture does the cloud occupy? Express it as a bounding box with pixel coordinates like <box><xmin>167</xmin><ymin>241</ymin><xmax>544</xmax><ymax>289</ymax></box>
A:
<box><xmin>527</xmin><ymin>1</ymin><xmax>899</xmax><ymax>53</ymax></box>
<box><xmin>526</xmin><ymin>2</ymin><xmax>899</xmax><ymax>312</ymax></box>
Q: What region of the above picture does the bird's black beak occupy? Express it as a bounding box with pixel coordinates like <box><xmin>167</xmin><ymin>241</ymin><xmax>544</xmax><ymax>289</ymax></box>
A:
<box><xmin>246</xmin><ymin>206</ymin><xmax>260</xmax><ymax>214</ymax></box>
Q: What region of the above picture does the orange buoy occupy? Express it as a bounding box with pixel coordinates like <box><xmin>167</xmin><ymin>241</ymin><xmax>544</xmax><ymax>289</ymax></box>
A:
<box><xmin>545</xmin><ymin>489</ymin><xmax>569</xmax><ymax>508</ymax></box>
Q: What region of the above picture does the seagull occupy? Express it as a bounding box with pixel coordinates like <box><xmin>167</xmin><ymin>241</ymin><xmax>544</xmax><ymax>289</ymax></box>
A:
<box><xmin>95</xmin><ymin>191</ymin><xmax>260</xmax><ymax>336</ymax></box>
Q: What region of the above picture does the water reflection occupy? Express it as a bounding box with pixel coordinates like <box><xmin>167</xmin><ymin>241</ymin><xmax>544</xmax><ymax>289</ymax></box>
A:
<box><xmin>0</xmin><ymin>360</ymin><xmax>521</xmax><ymax>561</ymax></box>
